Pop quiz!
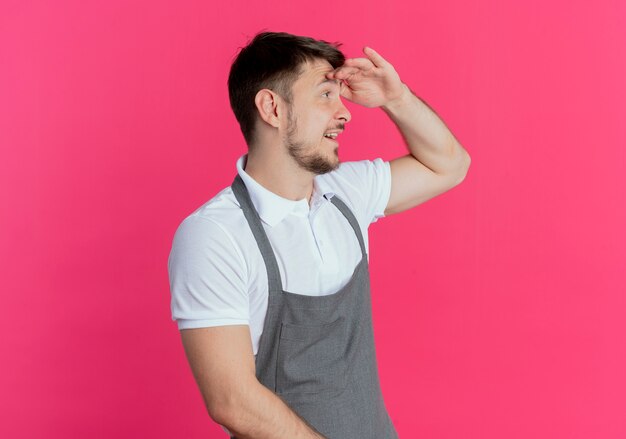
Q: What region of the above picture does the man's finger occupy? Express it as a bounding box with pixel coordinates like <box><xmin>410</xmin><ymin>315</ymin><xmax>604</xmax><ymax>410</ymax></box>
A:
<box><xmin>327</xmin><ymin>66</ymin><xmax>361</xmax><ymax>79</ymax></box>
<box><xmin>343</xmin><ymin>57</ymin><xmax>375</xmax><ymax>71</ymax></box>
<box><xmin>336</xmin><ymin>67</ymin><xmax>361</xmax><ymax>78</ymax></box>
<box><xmin>340</xmin><ymin>85</ymin><xmax>354</xmax><ymax>101</ymax></box>
<box><xmin>363</xmin><ymin>46</ymin><xmax>388</xmax><ymax>68</ymax></box>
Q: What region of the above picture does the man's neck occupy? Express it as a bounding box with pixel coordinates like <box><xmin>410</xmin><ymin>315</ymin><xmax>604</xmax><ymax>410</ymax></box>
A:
<box><xmin>244</xmin><ymin>149</ymin><xmax>315</xmax><ymax>205</ymax></box>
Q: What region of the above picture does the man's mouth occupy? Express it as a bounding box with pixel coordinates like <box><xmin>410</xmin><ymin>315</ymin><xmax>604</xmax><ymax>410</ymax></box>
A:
<box><xmin>323</xmin><ymin>135</ymin><xmax>338</xmax><ymax>144</ymax></box>
<box><xmin>323</xmin><ymin>129</ymin><xmax>342</xmax><ymax>144</ymax></box>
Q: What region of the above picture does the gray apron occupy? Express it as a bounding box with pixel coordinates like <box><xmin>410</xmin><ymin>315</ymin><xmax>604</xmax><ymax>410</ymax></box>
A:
<box><xmin>230</xmin><ymin>174</ymin><xmax>399</xmax><ymax>439</ymax></box>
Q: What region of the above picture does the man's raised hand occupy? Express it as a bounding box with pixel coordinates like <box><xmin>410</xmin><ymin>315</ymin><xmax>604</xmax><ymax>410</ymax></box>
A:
<box><xmin>326</xmin><ymin>46</ymin><xmax>407</xmax><ymax>109</ymax></box>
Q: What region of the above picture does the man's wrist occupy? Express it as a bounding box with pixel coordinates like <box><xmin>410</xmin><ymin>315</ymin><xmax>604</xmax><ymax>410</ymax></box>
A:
<box><xmin>381</xmin><ymin>83</ymin><xmax>412</xmax><ymax>113</ymax></box>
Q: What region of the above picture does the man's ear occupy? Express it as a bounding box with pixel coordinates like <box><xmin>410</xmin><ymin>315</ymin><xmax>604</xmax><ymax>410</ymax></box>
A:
<box><xmin>254</xmin><ymin>89</ymin><xmax>282</xmax><ymax>128</ymax></box>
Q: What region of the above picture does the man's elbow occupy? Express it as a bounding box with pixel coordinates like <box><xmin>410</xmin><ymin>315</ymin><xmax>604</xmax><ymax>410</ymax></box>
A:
<box><xmin>205</xmin><ymin>383</ymin><xmax>245</xmax><ymax>426</ymax></box>
<box><xmin>457</xmin><ymin>150</ymin><xmax>471</xmax><ymax>183</ymax></box>
<box><xmin>206</xmin><ymin>374</ymin><xmax>263</xmax><ymax>430</ymax></box>
<box><xmin>446</xmin><ymin>147</ymin><xmax>471</xmax><ymax>186</ymax></box>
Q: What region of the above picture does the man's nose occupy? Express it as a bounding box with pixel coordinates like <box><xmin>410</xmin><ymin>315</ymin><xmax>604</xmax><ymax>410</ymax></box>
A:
<box><xmin>336</xmin><ymin>98</ymin><xmax>351</xmax><ymax>124</ymax></box>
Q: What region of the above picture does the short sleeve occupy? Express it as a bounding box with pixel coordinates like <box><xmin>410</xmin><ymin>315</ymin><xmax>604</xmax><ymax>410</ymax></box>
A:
<box><xmin>331</xmin><ymin>158</ymin><xmax>392</xmax><ymax>226</ymax></box>
<box><xmin>168</xmin><ymin>215</ymin><xmax>249</xmax><ymax>330</ymax></box>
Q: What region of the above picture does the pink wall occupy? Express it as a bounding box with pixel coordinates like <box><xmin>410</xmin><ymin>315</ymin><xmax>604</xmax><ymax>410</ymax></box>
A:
<box><xmin>1</xmin><ymin>0</ymin><xmax>625</xmax><ymax>437</ymax></box>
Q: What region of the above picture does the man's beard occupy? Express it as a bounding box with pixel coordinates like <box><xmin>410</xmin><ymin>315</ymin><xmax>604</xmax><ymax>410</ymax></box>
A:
<box><xmin>284</xmin><ymin>107</ymin><xmax>339</xmax><ymax>175</ymax></box>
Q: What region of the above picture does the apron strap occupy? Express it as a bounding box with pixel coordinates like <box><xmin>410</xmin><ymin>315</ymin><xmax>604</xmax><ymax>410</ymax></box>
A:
<box><xmin>327</xmin><ymin>194</ymin><xmax>367</xmax><ymax>260</ymax></box>
<box><xmin>231</xmin><ymin>174</ymin><xmax>284</xmax><ymax>292</ymax></box>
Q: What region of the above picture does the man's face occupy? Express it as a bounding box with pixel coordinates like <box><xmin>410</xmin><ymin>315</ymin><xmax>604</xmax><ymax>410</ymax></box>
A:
<box><xmin>282</xmin><ymin>58</ymin><xmax>351</xmax><ymax>175</ymax></box>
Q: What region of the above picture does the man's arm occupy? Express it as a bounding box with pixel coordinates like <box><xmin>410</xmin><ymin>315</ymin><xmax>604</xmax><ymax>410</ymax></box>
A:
<box><xmin>382</xmin><ymin>84</ymin><xmax>471</xmax><ymax>215</ymax></box>
<box><xmin>327</xmin><ymin>46</ymin><xmax>471</xmax><ymax>216</ymax></box>
<box><xmin>180</xmin><ymin>325</ymin><xmax>326</xmax><ymax>439</ymax></box>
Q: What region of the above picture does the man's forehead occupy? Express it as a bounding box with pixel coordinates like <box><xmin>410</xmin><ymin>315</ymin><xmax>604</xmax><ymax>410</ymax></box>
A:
<box><xmin>302</xmin><ymin>59</ymin><xmax>340</xmax><ymax>85</ymax></box>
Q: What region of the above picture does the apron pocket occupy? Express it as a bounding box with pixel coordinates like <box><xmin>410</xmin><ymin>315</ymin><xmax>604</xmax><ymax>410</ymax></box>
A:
<box><xmin>276</xmin><ymin>316</ymin><xmax>348</xmax><ymax>398</ymax></box>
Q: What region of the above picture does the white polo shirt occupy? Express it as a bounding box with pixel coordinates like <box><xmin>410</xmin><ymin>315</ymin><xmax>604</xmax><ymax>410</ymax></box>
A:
<box><xmin>168</xmin><ymin>154</ymin><xmax>392</xmax><ymax>356</ymax></box>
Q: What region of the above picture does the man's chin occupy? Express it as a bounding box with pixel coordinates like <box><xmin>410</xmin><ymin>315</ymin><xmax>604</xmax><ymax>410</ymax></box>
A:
<box><xmin>287</xmin><ymin>143</ymin><xmax>340</xmax><ymax>175</ymax></box>
<box><xmin>321</xmin><ymin>152</ymin><xmax>340</xmax><ymax>174</ymax></box>
<box><xmin>310</xmin><ymin>157</ymin><xmax>339</xmax><ymax>175</ymax></box>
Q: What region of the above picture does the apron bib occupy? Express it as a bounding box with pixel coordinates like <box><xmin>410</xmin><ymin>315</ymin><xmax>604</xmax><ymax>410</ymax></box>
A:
<box><xmin>231</xmin><ymin>174</ymin><xmax>398</xmax><ymax>439</ymax></box>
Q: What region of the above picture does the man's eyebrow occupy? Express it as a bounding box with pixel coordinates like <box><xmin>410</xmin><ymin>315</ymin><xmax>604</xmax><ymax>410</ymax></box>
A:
<box><xmin>316</xmin><ymin>77</ymin><xmax>341</xmax><ymax>87</ymax></box>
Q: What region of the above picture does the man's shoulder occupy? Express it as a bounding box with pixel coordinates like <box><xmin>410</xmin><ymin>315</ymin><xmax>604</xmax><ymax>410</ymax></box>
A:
<box><xmin>320</xmin><ymin>158</ymin><xmax>388</xmax><ymax>185</ymax></box>
<box><xmin>317</xmin><ymin>158</ymin><xmax>389</xmax><ymax>199</ymax></box>
<box><xmin>188</xmin><ymin>185</ymin><xmax>239</xmax><ymax>218</ymax></box>
<box><xmin>174</xmin><ymin>184</ymin><xmax>246</xmax><ymax>241</ymax></box>
<box><xmin>317</xmin><ymin>158</ymin><xmax>391</xmax><ymax>227</ymax></box>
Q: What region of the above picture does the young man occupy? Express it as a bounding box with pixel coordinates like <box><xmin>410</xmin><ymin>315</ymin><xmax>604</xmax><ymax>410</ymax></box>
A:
<box><xmin>168</xmin><ymin>31</ymin><xmax>470</xmax><ymax>439</ymax></box>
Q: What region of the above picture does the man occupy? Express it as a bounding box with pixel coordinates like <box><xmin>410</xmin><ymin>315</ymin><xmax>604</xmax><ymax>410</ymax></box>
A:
<box><xmin>168</xmin><ymin>31</ymin><xmax>470</xmax><ymax>439</ymax></box>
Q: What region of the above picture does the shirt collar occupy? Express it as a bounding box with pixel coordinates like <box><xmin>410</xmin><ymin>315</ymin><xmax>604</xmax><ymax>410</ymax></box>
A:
<box><xmin>235</xmin><ymin>154</ymin><xmax>335</xmax><ymax>227</ymax></box>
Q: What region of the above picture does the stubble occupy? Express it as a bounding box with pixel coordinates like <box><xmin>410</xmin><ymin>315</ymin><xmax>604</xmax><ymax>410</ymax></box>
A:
<box><xmin>284</xmin><ymin>106</ymin><xmax>339</xmax><ymax>175</ymax></box>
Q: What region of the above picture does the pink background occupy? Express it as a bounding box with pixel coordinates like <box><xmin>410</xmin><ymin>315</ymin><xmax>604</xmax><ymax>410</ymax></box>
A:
<box><xmin>1</xmin><ymin>0</ymin><xmax>625</xmax><ymax>438</ymax></box>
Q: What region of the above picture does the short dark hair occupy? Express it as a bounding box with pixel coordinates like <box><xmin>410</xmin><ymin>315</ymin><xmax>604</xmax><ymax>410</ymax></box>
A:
<box><xmin>227</xmin><ymin>31</ymin><xmax>345</xmax><ymax>147</ymax></box>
